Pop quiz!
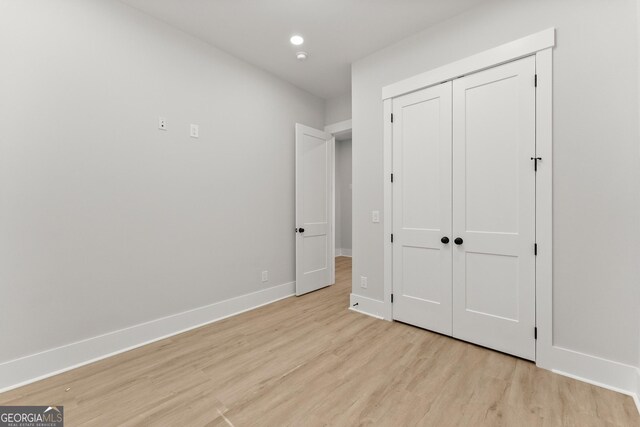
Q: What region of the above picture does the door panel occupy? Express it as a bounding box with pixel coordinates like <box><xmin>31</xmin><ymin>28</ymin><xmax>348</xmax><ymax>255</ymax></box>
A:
<box><xmin>464</xmin><ymin>253</ymin><xmax>519</xmax><ymax>321</ymax></box>
<box><xmin>402</xmin><ymin>246</ymin><xmax>443</xmax><ymax>303</ymax></box>
<box><xmin>392</xmin><ymin>82</ymin><xmax>453</xmax><ymax>335</ymax></box>
<box><xmin>295</xmin><ymin>124</ymin><xmax>334</xmax><ymax>296</ymax></box>
<box><xmin>452</xmin><ymin>56</ymin><xmax>536</xmax><ymax>360</ymax></box>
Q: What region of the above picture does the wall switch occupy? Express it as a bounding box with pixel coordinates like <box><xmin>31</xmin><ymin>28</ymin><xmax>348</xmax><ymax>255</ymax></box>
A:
<box><xmin>190</xmin><ymin>124</ymin><xmax>199</xmax><ymax>138</ymax></box>
<box><xmin>372</xmin><ymin>210</ymin><xmax>380</xmax><ymax>223</ymax></box>
<box><xmin>360</xmin><ymin>276</ymin><xmax>368</xmax><ymax>288</ymax></box>
<box><xmin>158</xmin><ymin>117</ymin><xmax>167</xmax><ymax>131</ymax></box>
<box><xmin>261</xmin><ymin>271</ymin><xmax>268</xmax><ymax>282</ymax></box>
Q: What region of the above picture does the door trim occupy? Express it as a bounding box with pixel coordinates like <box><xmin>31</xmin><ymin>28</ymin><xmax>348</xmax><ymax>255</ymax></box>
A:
<box><xmin>325</xmin><ymin>119</ymin><xmax>353</xmax><ymax>287</ymax></box>
<box><xmin>324</xmin><ymin>119</ymin><xmax>352</xmax><ymax>135</ymax></box>
<box><xmin>381</xmin><ymin>30</ymin><xmax>554</xmax><ymax>369</ymax></box>
<box><xmin>381</xmin><ymin>28</ymin><xmax>555</xmax><ymax>100</ymax></box>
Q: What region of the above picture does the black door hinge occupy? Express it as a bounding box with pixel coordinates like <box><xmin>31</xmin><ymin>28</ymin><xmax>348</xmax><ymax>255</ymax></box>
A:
<box><xmin>534</xmin><ymin>74</ymin><xmax>538</xmax><ymax>87</ymax></box>
<box><xmin>390</xmin><ymin>113</ymin><xmax>394</xmax><ymax>123</ymax></box>
<box><xmin>534</xmin><ymin>327</ymin><xmax>538</xmax><ymax>340</ymax></box>
<box><xmin>391</xmin><ymin>294</ymin><xmax>394</xmax><ymax>303</ymax></box>
<box><xmin>534</xmin><ymin>243</ymin><xmax>538</xmax><ymax>256</ymax></box>
<box><xmin>391</xmin><ymin>173</ymin><xmax>394</xmax><ymax>183</ymax></box>
<box><xmin>391</xmin><ymin>233</ymin><xmax>394</xmax><ymax>243</ymax></box>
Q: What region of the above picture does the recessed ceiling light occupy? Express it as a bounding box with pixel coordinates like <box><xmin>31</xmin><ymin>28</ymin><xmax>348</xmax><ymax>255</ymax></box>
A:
<box><xmin>296</xmin><ymin>51</ymin><xmax>308</xmax><ymax>61</ymax></box>
<box><xmin>290</xmin><ymin>35</ymin><xmax>304</xmax><ymax>46</ymax></box>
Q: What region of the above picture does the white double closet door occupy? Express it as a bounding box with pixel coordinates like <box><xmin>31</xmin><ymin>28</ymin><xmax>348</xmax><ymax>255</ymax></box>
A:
<box><xmin>392</xmin><ymin>56</ymin><xmax>536</xmax><ymax>360</ymax></box>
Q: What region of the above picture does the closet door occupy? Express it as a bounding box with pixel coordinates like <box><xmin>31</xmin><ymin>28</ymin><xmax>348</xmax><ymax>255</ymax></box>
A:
<box><xmin>452</xmin><ymin>56</ymin><xmax>536</xmax><ymax>360</ymax></box>
<box><xmin>392</xmin><ymin>82</ymin><xmax>453</xmax><ymax>335</ymax></box>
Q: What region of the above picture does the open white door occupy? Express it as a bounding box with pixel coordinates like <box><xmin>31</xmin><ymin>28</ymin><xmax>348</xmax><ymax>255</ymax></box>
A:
<box><xmin>295</xmin><ymin>124</ymin><xmax>334</xmax><ymax>296</ymax></box>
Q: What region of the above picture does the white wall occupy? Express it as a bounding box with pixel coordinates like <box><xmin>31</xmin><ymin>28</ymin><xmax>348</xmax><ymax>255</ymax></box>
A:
<box><xmin>335</xmin><ymin>139</ymin><xmax>352</xmax><ymax>254</ymax></box>
<box><xmin>637</xmin><ymin>0</ymin><xmax>640</xmax><ymax>398</ymax></box>
<box><xmin>325</xmin><ymin>93</ymin><xmax>352</xmax><ymax>125</ymax></box>
<box><xmin>0</xmin><ymin>0</ymin><xmax>324</xmax><ymax>366</ymax></box>
<box><xmin>352</xmin><ymin>0</ymin><xmax>640</xmax><ymax>367</ymax></box>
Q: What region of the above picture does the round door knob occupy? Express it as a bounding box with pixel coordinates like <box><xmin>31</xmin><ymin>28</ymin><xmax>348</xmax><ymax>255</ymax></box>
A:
<box><xmin>441</xmin><ymin>237</ymin><xmax>449</xmax><ymax>244</ymax></box>
<box><xmin>454</xmin><ymin>237</ymin><xmax>463</xmax><ymax>245</ymax></box>
<box><xmin>299</xmin><ymin>228</ymin><xmax>305</xmax><ymax>233</ymax></box>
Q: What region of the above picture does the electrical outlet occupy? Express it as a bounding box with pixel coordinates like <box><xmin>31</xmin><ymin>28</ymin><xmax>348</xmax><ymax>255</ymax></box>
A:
<box><xmin>261</xmin><ymin>271</ymin><xmax>268</xmax><ymax>282</ymax></box>
<box><xmin>190</xmin><ymin>124</ymin><xmax>199</xmax><ymax>138</ymax></box>
<box><xmin>360</xmin><ymin>276</ymin><xmax>368</xmax><ymax>288</ymax></box>
<box><xmin>158</xmin><ymin>117</ymin><xmax>167</xmax><ymax>131</ymax></box>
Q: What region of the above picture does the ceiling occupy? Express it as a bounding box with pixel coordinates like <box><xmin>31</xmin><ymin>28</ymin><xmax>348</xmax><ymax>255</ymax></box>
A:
<box><xmin>121</xmin><ymin>0</ymin><xmax>488</xmax><ymax>99</ymax></box>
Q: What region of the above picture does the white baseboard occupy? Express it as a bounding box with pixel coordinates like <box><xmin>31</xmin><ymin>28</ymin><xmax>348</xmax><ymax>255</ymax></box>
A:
<box><xmin>634</xmin><ymin>367</ymin><xmax>640</xmax><ymax>414</ymax></box>
<box><xmin>547</xmin><ymin>346</ymin><xmax>640</xmax><ymax>414</ymax></box>
<box><xmin>348</xmin><ymin>307</ymin><xmax>384</xmax><ymax>319</ymax></box>
<box><xmin>0</xmin><ymin>281</ymin><xmax>295</xmax><ymax>393</ymax></box>
<box><xmin>335</xmin><ymin>248</ymin><xmax>352</xmax><ymax>257</ymax></box>
<box><xmin>349</xmin><ymin>293</ymin><xmax>388</xmax><ymax>320</ymax></box>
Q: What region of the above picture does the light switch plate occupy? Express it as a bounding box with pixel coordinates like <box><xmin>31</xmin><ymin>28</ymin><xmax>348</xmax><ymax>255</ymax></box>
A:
<box><xmin>372</xmin><ymin>210</ymin><xmax>380</xmax><ymax>223</ymax></box>
<box><xmin>360</xmin><ymin>276</ymin><xmax>368</xmax><ymax>288</ymax></box>
<box><xmin>190</xmin><ymin>124</ymin><xmax>199</xmax><ymax>138</ymax></box>
<box><xmin>158</xmin><ymin>117</ymin><xmax>167</xmax><ymax>131</ymax></box>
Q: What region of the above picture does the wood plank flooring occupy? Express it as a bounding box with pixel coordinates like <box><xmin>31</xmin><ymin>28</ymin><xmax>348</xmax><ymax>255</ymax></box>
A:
<box><xmin>1</xmin><ymin>257</ymin><xmax>638</xmax><ymax>426</ymax></box>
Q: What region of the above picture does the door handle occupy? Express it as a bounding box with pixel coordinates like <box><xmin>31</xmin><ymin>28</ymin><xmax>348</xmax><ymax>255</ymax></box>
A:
<box><xmin>454</xmin><ymin>237</ymin><xmax>463</xmax><ymax>245</ymax></box>
<box><xmin>441</xmin><ymin>237</ymin><xmax>449</xmax><ymax>244</ymax></box>
<box><xmin>298</xmin><ymin>228</ymin><xmax>305</xmax><ymax>233</ymax></box>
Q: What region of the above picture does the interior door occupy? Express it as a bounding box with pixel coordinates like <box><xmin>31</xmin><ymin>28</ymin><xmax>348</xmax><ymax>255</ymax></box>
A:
<box><xmin>392</xmin><ymin>82</ymin><xmax>453</xmax><ymax>335</ymax></box>
<box><xmin>452</xmin><ymin>56</ymin><xmax>536</xmax><ymax>360</ymax></box>
<box><xmin>295</xmin><ymin>124</ymin><xmax>334</xmax><ymax>296</ymax></box>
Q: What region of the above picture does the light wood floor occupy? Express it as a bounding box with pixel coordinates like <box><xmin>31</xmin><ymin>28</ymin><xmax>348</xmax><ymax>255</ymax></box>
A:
<box><xmin>1</xmin><ymin>257</ymin><xmax>638</xmax><ymax>426</ymax></box>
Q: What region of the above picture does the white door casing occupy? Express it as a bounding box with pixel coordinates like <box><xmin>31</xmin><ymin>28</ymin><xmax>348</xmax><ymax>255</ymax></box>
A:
<box><xmin>295</xmin><ymin>124</ymin><xmax>335</xmax><ymax>296</ymax></box>
<box><xmin>391</xmin><ymin>82</ymin><xmax>453</xmax><ymax>335</ymax></box>
<box><xmin>452</xmin><ymin>56</ymin><xmax>537</xmax><ymax>360</ymax></box>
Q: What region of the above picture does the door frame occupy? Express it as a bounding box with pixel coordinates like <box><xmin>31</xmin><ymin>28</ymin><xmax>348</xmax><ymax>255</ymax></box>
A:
<box><xmin>381</xmin><ymin>28</ymin><xmax>555</xmax><ymax>368</ymax></box>
<box><xmin>325</xmin><ymin>119</ymin><xmax>352</xmax><ymax>286</ymax></box>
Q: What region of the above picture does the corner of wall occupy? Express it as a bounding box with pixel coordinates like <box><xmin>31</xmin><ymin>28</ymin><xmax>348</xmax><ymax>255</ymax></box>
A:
<box><xmin>349</xmin><ymin>294</ymin><xmax>387</xmax><ymax>320</ymax></box>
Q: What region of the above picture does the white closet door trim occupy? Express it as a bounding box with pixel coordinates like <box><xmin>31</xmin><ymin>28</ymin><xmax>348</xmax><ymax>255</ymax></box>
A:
<box><xmin>382</xmin><ymin>99</ymin><xmax>393</xmax><ymax>320</ymax></box>
<box><xmin>382</xmin><ymin>28</ymin><xmax>555</xmax><ymax>100</ymax></box>
<box><xmin>534</xmin><ymin>47</ymin><xmax>553</xmax><ymax>369</ymax></box>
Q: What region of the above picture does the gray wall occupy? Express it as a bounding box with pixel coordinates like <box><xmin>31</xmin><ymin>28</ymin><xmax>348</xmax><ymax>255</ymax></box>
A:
<box><xmin>0</xmin><ymin>0</ymin><xmax>324</xmax><ymax>364</ymax></box>
<box><xmin>325</xmin><ymin>93</ymin><xmax>352</xmax><ymax>125</ymax></box>
<box><xmin>352</xmin><ymin>0</ymin><xmax>640</xmax><ymax>366</ymax></box>
<box><xmin>335</xmin><ymin>139</ymin><xmax>352</xmax><ymax>253</ymax></box>
<box><xmin>637</xmin><ymin>0</ymin><xmax>640</xmax><ymax>377</ymax></box>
